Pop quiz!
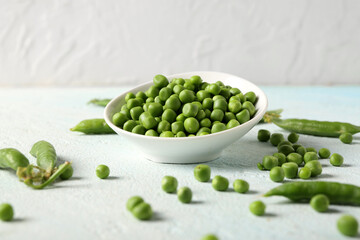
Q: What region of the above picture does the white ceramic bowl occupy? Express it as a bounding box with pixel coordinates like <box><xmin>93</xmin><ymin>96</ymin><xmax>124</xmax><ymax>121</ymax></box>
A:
<box><xmin>104</xmin><ymin>71</ymin><xmax>268</xmax><ymax>164</ymax></box>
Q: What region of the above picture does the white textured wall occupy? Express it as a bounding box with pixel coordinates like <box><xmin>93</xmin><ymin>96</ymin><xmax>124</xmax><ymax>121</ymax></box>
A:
<box><xmin>1</xmin><ymin>0</ymin><xmax>360</xmax><ymax>87</ymax></box>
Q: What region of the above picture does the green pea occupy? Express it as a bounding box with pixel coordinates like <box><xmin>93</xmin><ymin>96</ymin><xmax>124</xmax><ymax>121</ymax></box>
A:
<box><xmin>229</xmin><ymin>96</ymin><xmax>240</xmax><ymax>102</ymax></box>
<box><xmin>192</xmin><ymin>101</ymin><xmax>203</xmax><ymax>111</ymax></box>
<box><xmin>176</xmin><ymin>131</ymin><xmax>187</xmax><ymax>137</ymax></box>
<box><xmin>204</xmin><ymin>109</ymin><xmax>211</xmax><ymax>118</ymax></box>
<box><xmin>224</xmin><ymin>112</ymin><xmax>235</xmax><ymax>123</ymax></box>
<box><xmin>154</xmin><ymin>96</ymin><xmax>164</xmax><ymax>105</ymax></box>
<box><xmin>207</xmin><ymin>84</ymin><xmax>221</xmax><ymax>95</ymax></box>
<box><xmin>164</xmin><ymin>95</ymin><xmax>181</xmax><ymax>112</ymax></box>
<box><xmin>174</xmin><ymin>78</ymin><xmax>185</xmax><ymax>85</ymax></box>
<box><xmin>228</xmin><ymin>101</ymin><xmax>241</xmax><ymax>114</ymax></box>
<box><xmin>339</xmin><ymin>132</ymin><xmax>353</xmax><ymax>144</ymax></box>
<box><xmin>190</xmin><ymin>75</ymin><xmax>202</xmax><ymax>85</ymax></box>
<box><xmin>249</xmin><ymin>200</ymin><xmax>266</xmax><ymax>216</ymax></box>
<box><xmin>212</xmin><ymin>175</ymin><xmax>229</xmax><ymax>191</ymax></box>
<box><xmin>148</xmin><ymin>102</ymin><xmax>163</xmax><ymax>117</ymax></box>
<box><xmin>132</xmin><ymin>125</ymin><xmax>146</xmax><ymax>135</ymax></box>
<box><xmin>162</xmin><ymin>176</ymin><xmax>178</xmax><ymax>193</ymax></box>
<box><xmin>130</xmin><ymin>106</ymin><xmax>144</xmax><ymax>120</ymax></box>
<box><xmin>200</xmin><ymin>82</ymin><xmax>209</xmax><ymax>90</ymax></box>
<box><xmin>211</xmin><ymin>123</ymin><xmax>226</xmax><ymax>133</ymax></box>
<box><xmin>196</xmin><ymin>90</ymin><xmax>211</xmax><ymax>102</ymax></box>
<box><xmin>170</xmin><ymin>121</ymin><xmax>185</xmax><ymax>134</ymax></box>
<box><xmin>292</xmin><ymin>144</ymin><xmax>302</xmax><ymax>151</ymax></box>
<box><xmin>194</xmin><ymin>164</ymin><xmax>211</xmax><ymax>182</ymax></box>
<box><xmin>121</xmin><ymin>104</ymin><xmax>129</xmax><ymax>111</ymax></box>
<box><xmin>200</xmin><ymin>118</ymin><xmax>212</xmax><ymax>128</ymax></box>
<box><xmin>183</xmin><ymin>103</ymin><xmax>199</xmax><ymax>117</ymax></box>
<box><xmin>219</xmin><ymin>88</ymin><xmax>231</xmax><ymax>100</ymax></box>
<box><xmin>230</xmin><ymin>87</ymin><xmax>241</xmax><ymax>95</ymax></box>
<box><xmin>167</xmin><ymin>82</ymin><xmax>176</xmax><ymax>90</ymax></box>
<box><xmin>153</xmin><ymin>74</ymin><xmax>169</xmax><ymax>88</ymax></box>
<box><xmin>287</xmin><ymin>132</ymin><xmax>299</xmax><ymax>143</ymax></box>
<box><xmin>125</xmin><ymin>92</ymin><xmax>136</xmax><ymax>102</ymax></box>
<box><xmin>270</xmin><ymin>166</ymin><xmax>285</xmax><ymax>182</ymax></box>
<box><xmin>184</xmin><ymin>117</ymin><xmax>200</xmax><ymax>134</ymax></box>
<box><xmin>306</xmin><ymin>147</ymin><xmax>317</xmax><ymax>154</ymax></box>
<box><xmin>112</xmin><ymin>112</ymin><xmax>128</xmax><ymax>128</ymax></box>
<box><xmin>202</xmin><ymin>98</ymin><xmax>213</xmax><ymax>110</ymax></box>
<box><xmin>146</xmin><ymin>97</ymin><xmax>154</xmax><ymax>103</ymax></box>
<box><xmin>123</xmin><ymin>120</ymin><xmax>138</xmax><ymax>132</ymax></box>
<box><xmin>213</xmin><ymin>99</ymin><xmax>227</xmax><ymax>112</ymax></box>
<box><xmin>310</xmin><ymin>194</ymin><xmax>329</xmax><ymax>212</ymax></box>
<box><xmin>270</xmin><ymin>133</ymin><xmax>285</xmax><ymax>146</ymax></box>
<box><xmin>158</xmin><ymin>87</ymin><xmax>172</xmax><ymax>101</ymax></box>
<box><xmin>179</xmin><ymin>89</ymin><xmax>195</xmax><ymax>103</ymax></box>
<box><xmin>262</xmin><ymin>156</ymin><xmax>278</xmax><ymax>170</ymax></box>
<box><xmin>198</xmin><ymin>132</ymin><xmax>209</xmax><ymax>136</ymax></box>
<box><xmin>177</xmin><ymin>187</ymin><xmax>192</xmax><ymax>203</ymax></box>
<box><xmin>299</xmin><ymin>167</ymin><xmax>311</xmax><ymax>179</ymax></box>
<box><xmin>215</xmin><ymin>81</ymin><xmax>225</xmax><ymax>87</ymax></box>
<box><xmin>0</xmin><ymin>203</ymin><xmax>14</xmax><ymax>221</ymax></box>
<box><xmin>236</xmin><ymin>92</ymin><xmax>246</xmax><ymax>103</ymax></box>
<box><xmin>273</xmin><ymin>153</ymin><xmax>286</xmax><ymax>166</ymax></box>
<box><xmin>162</xmin><ymin>109</ymin><xmax>177</xmax><ymax>123</ymax></box>
<box><xmin>183</xmin><ymin>82</ymin><xmax>195</xmax><ymax>91</ymax></box>
<box><xmin>286</xmin><ymin>153</ymin><xmax>303</xmax><ymax>166</ymax></box>
<box><xmin>201</xmin><ymin>234</ymin><xmax>219</xmax><ymax>240</ymax></box>
<box><xmin>210</xmin><ymin>109</ymin><xmax>224</xmax><ymax>122</ymax></box>
<box><xmin>244</xmin><ymin>91</ymin><xmax>257</xmax><ymax>104</ymax></box>
<box><xmin>233</xmin><ymin>179</ymin><xmax>249</xmax><ymax>193</ymax></box>
<box><xmin>126</xmin><ymin>98</ymin><xmax>142</xmax><ymax>109</ymax></box>
<box><xmin>337</xmin><ymin>215</ymin><xmax>358</xmax><ymax>237</ymax></box>
<box><xmin>156</xmin><ymin>120</ymin><xmax>170</xmax><ymax>133</ymax></box>
<box><xmin>136</xmin><ymin>91</ymin><xmax>147</xmax><ymax>101</ymax></box>
<box><xmin>120</xmin><ymin>109</ymin><xmax>131</xmax><ymax>119</ymax></box>
<box><xmin>145</xmin><ymin>129</ymin><xmax>159</xmax><ymax>137</ymax></box>
<box><xmin>132</xmin><ymin>202</ymin><xmax>153</xmax><ymax>220</ymax></box>
<box><xmin>96</xmin><ymin>164</ymin><xmax>110</xmax><ymax>179</ymax></box>
<box><xmin>142</xmin><ymin>102</ymin><xmax>150</xmax><ymax>112</ymax></box>
<box><xmin>160</xmin><ymin>131</ymin><xmax>174</xmax><ymax>137</ymax></box>
<box><xmin>126</xmin><ymin>196</ymin><xmax>144</xmax><ymax>211</ymax></box>
<box><xmin>242</xmin><ymin>101</ymin><xmax>256</xmax><ymax>116</ymax></box>
<box><xmin>257</xmin><ymin>129</ymin><xmax>270</xmax><ymax>142</ymax></box>
<box><xmin>330</xmin><ymin>153</ymin><xmax>344</xmax><ymax>166</ymax></box>
<box><xmin>226</xmin><ymin>119</ymin><xmax>240</xmax><ymax>129</ymax></box>
<box><xmin>304</xmin><ymin>152</ymin><xmax>318</xmax><ymax>163</ymax></box>
<box><xmin>296</xmin><ymin>146</ymin><xmax>307</xmax><ymax>156</ymax></box>
<box><xmin>60</xmin><ymin>165</ymin><xmax>74</xmax><ymax>180</ymax></box>
<box><xmin>173</xmin><ymin>85</ymin><xmax>185</xmax><ymax>95</ymax></box>
<box><xmin>145</xmin><ymin>86</ymin><xmax>160</xmax><ymax>98</ymax></box>
<box><xmin>281</xmin><ymin>162</ymin><xmax>298</xmax><ymax>179</ymax></box>
<box><xmin>318</xmin><ymin>148</ymin><xmax>331</xmax><ymax>159</ymax></box>
<box><xmin>304</xmin><ymin>160</ymin><xmax>322</xmax><ymax>177</ymax></box>
<box><xmin>277</xmin><ymin>141</ymin><xmax>292</xmax><ymax>149</ymax></box>
<box><xmin>197</xmin><ymin>127</ymin><xmax>211</xmax><ymax>135</ymax></box>
<box><xmin>236</xmin><ymin>109</ymin><xmax>250</xmax><ymax>124</ymax></box>
<box><xmin>139</xmin><ymin>112</ymin><xmax>157</xmax><ymax>130</ymax></box>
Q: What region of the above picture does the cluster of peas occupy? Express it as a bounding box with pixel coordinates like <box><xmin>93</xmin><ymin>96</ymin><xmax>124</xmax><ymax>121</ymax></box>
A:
<box><xmin>257</xmin><ymin>130</ymin><xmax>345</xmax><ymax>182</ymax></box>
<box><xmin>111</xmin><ymin>75</ymin><xmax>258</xmax><ymax>137</ymax></box>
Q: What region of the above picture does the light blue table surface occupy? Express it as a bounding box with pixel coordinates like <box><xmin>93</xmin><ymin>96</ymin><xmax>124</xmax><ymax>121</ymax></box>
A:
<box><xmin>0</xmin><ymin>86</ymin><xmax>359</xmax><ymax>240</ymax></box>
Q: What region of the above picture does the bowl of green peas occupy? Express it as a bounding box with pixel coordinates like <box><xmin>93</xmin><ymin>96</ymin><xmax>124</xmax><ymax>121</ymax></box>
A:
<box><xmin>104</xmin><ymin>71</ymin><xmax>268</xmax><ymax>163</ymax></box>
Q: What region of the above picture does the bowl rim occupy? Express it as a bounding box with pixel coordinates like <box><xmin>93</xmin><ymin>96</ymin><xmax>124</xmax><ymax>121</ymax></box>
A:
<box><xmin>104</xmin><ymin>71</ymin><xmax>268</xmax><ymax>141</ymax></box>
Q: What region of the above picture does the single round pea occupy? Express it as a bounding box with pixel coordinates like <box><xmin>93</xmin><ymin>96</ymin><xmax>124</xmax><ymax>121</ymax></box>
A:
<box><xmin>60</xmin><ymin>165</ymin><xmax>74</xmax><ymax>180</ymax></box>
<box><xmin>173</xmin><ymin>84</ymin><xmax>185</xmax><ymax>95</ymax></box>
<box><xmin>145</xmin><ymin>129</ymin><xmax>159</xmax><ymax>137</ymax></box>
<box><xmin>154</xmin><ymin>96</ymin><xmax>164</xmax><ymax>105</ymax></box>
<box><xmin>286</xmin><ymin>153</ymin><xmax>303</xmax><ymax>166</ymax></box>
<box><xmin>123</xmin><ymin>120</ymin><xmax>138</xmax><ymax>132</ymax></box>
<box><xmin>207</xmin><ymin>84</ymin><xmax>221</xmax><ymax>95</ymax></box>
<box><xmin>200</xmin><ymin>82</ymin><xmax>209</xmax><ymax>90</ymax></box>
<box><xmin>224</xmin><ymin>112</ymin><xmax>236</xmax><ymax>123</ymax></box>
<box><xmin>278</xmin><ymin>145</ymin><xmax>295</xmax><ymax>156</ymax></box>
<box><xmin>132</xmin><ymin>202</ymin><xmax>153</xmax><ymax>220</ymax></box>
<box><xmin>0</xmin><ymin>203</ymin><xmax>14</xmax><ymax>221</ymax></box>
<box><xmin>281</xmin><ymin>162</ymin><xmax>298</xmax><ymax>179</ymax></box>
<box><xmin>306</xmin><ymin>147</ymin><xmax>317</xmax><ymax>154</ymax></box>
<box><xmin>287</xmin><ymin>132</ymin><xmax>299</xmax><ymax>143</ymax></box>
<box><xmin>171</xmin><ymin>121</ymin><xmax>185</xmax><ymax>134</ymax></box>
<box><xmin>158</xmin><ymin>87</ymin><xmax>172</xmax><ymax>101</ymax></box>
<box><xmin>219</xmin><ymin>88</ymin><xmax>231</xmax><ymax>100</ymax></box>
<box><xmin>174</xmin><ymin>78</ymin><xmax>185</xmax><ymax>85</ymax></box>
<box><xmin>270</xmin><ymin>166</ymin><xmax>285</xmax><ymax>182</ymax></box>
<box><xmin>210</xmin><ymin>109</ymin><xmax>224</xmax><ymax>122</ymax></box>
<box><xmin>125</xmin><ymin>92</ymin><xmax>136</xmax><ymax>102</ymax></box>
<box><xmin>194</xmin><ymin>164</ymin><xmax>211</xmax><ymax>182</ymax></box>
<box><xmin>183</xmin><ymin>103</ymin><xmax>199</xmax><ymax>117</ymax></box>
<box><xmin>179</xmin><ymin>89</ymin><xmax>195</xmax><ymax>103</ymax></box>
<box><xmin>304</xmin><ymin>152</ymin><xmax>319</xmax><ymax>163</ymax></box>
<box><xmin>201</xmin><ymin>234</ymin><xmax>219</xmax><ymax>240</ymax></box>
<box><xmin>339</xmin><ymin>132</ymin><xmax>353</xmax><ymax>144</ymax></box>
<box><xmin>139</xmin><ymin>112</ymin><xmax>157</xmax><ymax>130</ymax></box>
<box><xmin>126</xmin><ymin>196</ymin><xmax>144</xmax><ymax>211</ymax></box>
<box><xmin>318</xmin><ymin>148</ymin><xmax>331</xmax><ymax>159</ymax></box>
<box><xmin>153</xmin><ymin>74</ymin><xmax>169</xmax><ymax>88</ymax></box>
<box><xmin>244</xmin><ymin>91</ymin><xmax>257</xmax><ymax>104</ymax></box>
<box><xmin>211</xmin><ymin>123</ymin><xmax>226</xmax><ymax>133</ymax></box>
<box><xmin>112</xmin><ymin>112</ymin><xmax>128</xmax><ymax>128</ymax></box>
<box><xmin>215</xmin><ymin>80</ymin><xmax>225</xmax><ymax>87</ymax></box>
<box><xmin>145</xmin><ymin>86</ymin><xmax>160</xmax><ymax>98</ymax></box>
<box><xmin>304</xmin><ymin>160</ymin><xmax>322</xmax><ymax>177</ymax></box>
<box><xmin>200</xmin><ymin>118</ymin><xmax>212</xmax><ymax>128</ymax></box>
<box><xmin>197</xmin><ymin>127</ymin><xmax>211</xmax><ymax>135</ymax></box>
<box><xmin>136</xmin><ymin>91</ymin><xmax>147</xmax><ymax>101</ymax></box>
<box><xmin>257</xmin><ymin>129</ymin><xmax>271</xmax><ymax>142</ymax></box>
<box><xmin>337</xmin><ymin>215</ymin><xmax>358</xmax><ymax>237</ymax></box>
<box><xmin>270</xmin><ymin>133</ymin><xmax>285</xmax><ymax>146</ymax></box>
<box><xmin>236</xmin><ymin>92</ymin><xmax>245</xmax><ymax>103</ymax></box>
<box><xmin>296</xmin><ymin>146</ymin><xmax>307</xmax><ymax>156</ymax></box>
<box><xmin>299</xmin><ymin>167</ymin><xmax>311</xmax><ymax>179</ymax></box>
<box><xmin>164</xmin><ymin>96</ymin><xmax>181</xmax><ymax>112</ymax></box>
<box><xmin>190</xmin><ymin>75</ymin><xmax>202</xmax><ymax>85</ymax></box>
<box><xmin>202</xmin><ymin>98</ymin><xmax>213</xmax><ymax>110</ymax></box>
<box><xmin>249</xmin><ymin>200</ymin><xmax>266</xmax><ymax>216</ymax></box>
<box><xmin>330</xmin><ymin>153</ymin><xmax>344</xmax><ymax>166</ymax></box>
<box><xmin>310</xmin><ymin>194</ymin><xmax>329</xmax><ymax>212</ymax></box>
<box><xmin>242</xmin><ymin>101</ymin><xmax>256</xmax><ymax>116</ymax></box>
<box><xmin>233</xmin><ymin>179</ymin><xmax>249</xmax><ymax>193</ymax></box>
<box><xmin>212</xmin><ymin>175</ymin><xmax>229</xmax><ymax>191</ymax></box>
<box><xmin>176</xmin><ymin>131</ymin><xmax>186</xmax><ymax>137</ymax></box>
<box><xmin>230</xmin><ymin>87</ymin><xmax>241</xmax><ymax>96</ymax></box>
<box><xmin>184</xmin><ymin>117</ymin><xmax>200</xmax><ymax>134</ymax></box>
<box><xmin>126</xmin><ymin>98</ymin><xmax>142</xmax><ymax>109</ymax></box>
<box><xmin>161</xmin><ymin>176</ymin><xmax>178</xmax><ymax>193</ymax></box>
<box><xmin>204</xmin><ymin>109</ymin><xmax>211</xmax><ymax>118</ymax></box>
<box><xmin>132</xmin><ymin>125</ymin><xmax>146</xmax><ymax>135</ymax></box>
<box><xmin>167</xmin><ymin>82</ymin><xmax>176</xmax><ymax>90</ymax></box>
<box><xmin>146</xmin><ymin>97</ymin><xmax>154</xmax><ymax>103</ymax></box>
<box><xmin>96</xmin><ymin>164</ymin><xmax>110</xmax><ymax>179</ymax></box>
<box><xmin>160</xmin><ymin>131</ymin><xmax>174</xmax><ymax>137</ymax></box>
<box><xmin>196</xmin><ymin>90</ymin><xmax>211</xmax><ymax>102</ymax></box>
<box><xmin>273</xmin><ymin>153</ymin><xmax>286</xmax><ymax>166</ymax></box>
<box><xmin>236</xmin><ymin>109</ymin><xmax>250</xmax><ymax>124</ymax></box>
<box><xmin>262</xmin><ymin>156</ymin><xmax>278</xmax><ymax>170</ymax></box>
<box><xmin>130</xmin><ymin>106</ymin><xmax>144</xmax><ymax>120</ymax></box>
<box><xmin>148</xmin><ymin>102</ymin><xmax>163</xmax><ymax>117</ymax></box>
<box><xmin>213</xmin><ymin>99</ymin><xmax>227</xmax><ymax>112</ymax></box>
<box><xmin>120</xmin><ymin>108</ymin><xmax>131</xmax><ymax>119</ymax></box>
<box><xmin>183</xmin><ymin>82</ymin><xmax>195</xmax><ymax>91</ymax></box>
<box><xmin>162</xmin><ymin>109</ymin><xmax>177</xmax><ymax>123</ymax></box>
<box><xmin>196</xmin><ymin>110</ymin><xmax>206</xmax><ymax>121</ymax></box>
<box><xmin>226</xmin><ymin>119</ymin><xmax>240</xmax><ymax>129</ymax></box>
<box><xmin>177</xmin><ymin>187</ymin><xmax>192</xmax><ymax>203</ymax></box>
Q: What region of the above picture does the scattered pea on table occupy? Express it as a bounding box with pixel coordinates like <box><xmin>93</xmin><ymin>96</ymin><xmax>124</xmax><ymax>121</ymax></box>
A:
<box><xmin>212</xmin><ymin>175</ymin><xmax>229</xmax><ymax>191</ymax></box>
<box><xmin>337</xmin><ymin>215</ymin><xmax>358</xmax><ymax>237</ymax></box>
<box><xmin>233</xmin><ymin>179</ymin><xmax>249</xmax><ymax>193</ymax></box>
<box><xmin>96</xmin><ymin>164</ymin><xmax>110</xmax><ymax>179</ymax></box>
<box><xmin>310</xmin><ymin>194</ymin><xmax>329</xmax><ymax>212</ymax></box>
<box><xmin>194</xmin><ymin>164</ymin><xmax>211</xmax><ymax>182</ymax></box>
<box><xmin>0</xmin><ymin>203</ymin><xmax>14</xmax><ymax>221</ymax></box>
<box><xmin>177</xmin><ymin>187</ymin><xmax>192</xmax><ymax>203</ymax></box>
<box><xmin>339</xmin><ymin>132</ymin><xmax>353</xmax><ymax>144</ymax></box>
<box><xmin>162</xmin><ymin>176</ymin><xmax>178</xmax><ymax>193</ymax></box>
<box><xmin>249</xmin><ymin>200</ymin><xmax>266</xmax><ymax>216</ymax></box>
<box><xmin>330</xmin><ymin>153</ymin><xmax>344</xmax><ymax>167</ymax></box>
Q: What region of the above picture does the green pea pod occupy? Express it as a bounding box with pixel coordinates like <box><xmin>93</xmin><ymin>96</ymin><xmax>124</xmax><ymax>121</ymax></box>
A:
<box><xmin>264</xmin><ymin>181</ymin><xmax>360</xmax><ymax>206</ymax></box>
<box><xmin>70</xmin><ymin>119</ymin><xmax>115</xmax><ymax>134</ymax></box>
<box><xmin>259</xmin><ymin>109</ymin><xmax>283</xmax><ymax>123</ymax></box>
<box><xmin>30</xmin><ymin>141</ymin><xmax>57</xmax><ymax>176</ymax></box>
<box><xmin>273</xmin><ymin>118</ymin><xmax>360</xmax><ymax>137</ymax></box>
<box><xmin>88</xmin><ymin>98</ymin><xmax>112</xmax><ymax>107</ymax></box>
<box><xmin>0</xmin><ymin>148</ymin><xmax>29</xmax><ymax>171</ymax></box>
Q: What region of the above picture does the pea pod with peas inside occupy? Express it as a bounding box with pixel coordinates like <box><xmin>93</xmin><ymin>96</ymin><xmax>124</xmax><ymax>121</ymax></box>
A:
<box><xmin>264</xmin><ymin>181</ymin><xmax>360</xmax><ymax>206</ymax></box>
<box><xmin>30</xmin><ymin>140</ymin><xmax>57</xmax><ymax>178</ymax></box>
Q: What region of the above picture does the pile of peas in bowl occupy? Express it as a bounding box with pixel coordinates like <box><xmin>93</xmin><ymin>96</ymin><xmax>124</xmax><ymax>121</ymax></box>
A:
<box><xmin>111</xmin><ymin>75</ymin><xmax>258</xmax><ymax>137</ymax></box>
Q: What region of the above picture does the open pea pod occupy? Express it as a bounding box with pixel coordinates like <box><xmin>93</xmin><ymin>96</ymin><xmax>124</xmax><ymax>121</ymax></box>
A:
<box><xmin>0</xmin><ymin>148</ymin><xmax>29</xmax><ymax>171</ymax></box>
<box><xmin>30</xmin><ymin>140</ymin><xmax>57</xmax><ymax>178</ymax></box>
